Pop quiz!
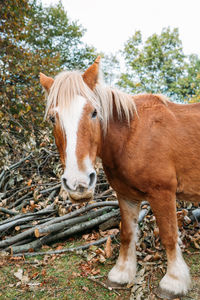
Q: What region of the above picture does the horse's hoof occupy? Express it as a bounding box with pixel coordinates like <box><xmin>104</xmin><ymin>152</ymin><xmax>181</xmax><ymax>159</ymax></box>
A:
<box><xmin>105</xmin><ymin>279</ymin><xmax>127</xmax><ymax>288</ymax></box>
<box><xmin>154</xmin><ymin>286</ymin><xmax>183</xmax><ymax>299</ymax></box>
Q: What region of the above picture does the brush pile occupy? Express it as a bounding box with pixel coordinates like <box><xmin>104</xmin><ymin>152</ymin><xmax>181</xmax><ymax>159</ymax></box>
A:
<box><xmin>0</xmin><ymin>146</ymin><xmax>199</xmax><ymax>256</ymax></box>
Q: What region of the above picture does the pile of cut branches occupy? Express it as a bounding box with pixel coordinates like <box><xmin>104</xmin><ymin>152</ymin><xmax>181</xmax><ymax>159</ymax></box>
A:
<box><xmin>0</xmin><ymin>148</ymin><xmax>120</xmax><ymax>254</ymax></box>
<box><xmin>0</xmin><ymin>200</ymin><xmax>120</xmax><ymax>255</ymax></box>
<box><xmin>0</xmin><ymin>148</ymin><xmax>199</xmax><ymax>257</ymax></box>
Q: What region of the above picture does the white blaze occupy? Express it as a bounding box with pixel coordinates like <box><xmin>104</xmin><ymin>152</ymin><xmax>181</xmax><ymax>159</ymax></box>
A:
<box><xmin>58</xmin><ymin>95</ymin><xmax>94</xmax><ymax>190</ymax></box>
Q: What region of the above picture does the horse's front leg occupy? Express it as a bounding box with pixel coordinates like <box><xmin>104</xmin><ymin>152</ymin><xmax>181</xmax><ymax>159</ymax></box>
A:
<box><xmin>108</xmin><ymin>195</ymin><xmax>140</xmax><ymax>284</ymax></box>
<box><xmin>148</xmin><ymin>190</ymin><xmax>191</xmax><ymax>298</ymax></box>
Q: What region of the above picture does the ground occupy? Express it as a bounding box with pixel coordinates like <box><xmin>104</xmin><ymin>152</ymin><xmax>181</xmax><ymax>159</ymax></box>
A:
<box><xmin>0</xmin><ymin>237</ymin><xmax>199</xmax><ymax>300</ymax></box>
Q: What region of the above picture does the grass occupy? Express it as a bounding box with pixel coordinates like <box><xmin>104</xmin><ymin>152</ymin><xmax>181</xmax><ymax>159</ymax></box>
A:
<box><xmin>183</xmin><ymin>251</ymin><xmax>200</xmax><ymax>300</ymax></box>
<box><xmin>0</xmin><ymin>239</ymin><xmax>199</xmax><ymax>300</ymax></box>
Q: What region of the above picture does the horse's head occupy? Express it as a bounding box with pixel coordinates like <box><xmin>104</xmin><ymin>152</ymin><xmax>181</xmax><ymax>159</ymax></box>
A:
<box><xmin>40</xmin><ymin>57</ymin><xmax>102</xmax><ymax>203</ymax></box>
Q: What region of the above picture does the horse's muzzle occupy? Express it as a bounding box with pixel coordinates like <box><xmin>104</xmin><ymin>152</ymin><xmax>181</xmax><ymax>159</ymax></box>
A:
<box><xmin>68</xmin><ymin>190</ymin><xmax>94</xmax><ymax>203</ymax></box>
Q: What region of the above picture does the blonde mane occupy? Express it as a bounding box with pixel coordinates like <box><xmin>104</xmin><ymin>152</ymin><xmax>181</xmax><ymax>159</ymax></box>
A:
<box><xmin>45</xmin><ymin>71</ymin><xmax>137</xmax><ymax>131</ymax></box>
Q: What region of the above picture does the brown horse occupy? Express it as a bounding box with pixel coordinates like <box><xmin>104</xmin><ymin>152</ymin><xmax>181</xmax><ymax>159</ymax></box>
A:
<box><xmin>40</xmin><ymin>57</ymin><xmax>200</xmax><ymax>298</ymax></box>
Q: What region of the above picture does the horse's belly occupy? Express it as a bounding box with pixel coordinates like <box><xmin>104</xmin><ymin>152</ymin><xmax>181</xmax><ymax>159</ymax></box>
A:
<box><xmin>176</xmin><ymin>177</ymin><xmax>200</xmax><ymax>203</ymax></box>
<box><xmin>176</xmin><ymin>192</ymin><xmax>200</xmax><ymax>202</ymax></box>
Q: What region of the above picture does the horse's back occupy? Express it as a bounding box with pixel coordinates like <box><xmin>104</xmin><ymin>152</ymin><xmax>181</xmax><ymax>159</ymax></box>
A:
<box><xmin>104</xmin><ymin>95</ymin><xmax>200</xmax><ymax>202</ymax></box>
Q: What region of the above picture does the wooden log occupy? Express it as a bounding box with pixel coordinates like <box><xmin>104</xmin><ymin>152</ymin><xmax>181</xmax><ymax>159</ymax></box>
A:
<box><xmin>0</xmin><ymin>226</ymin><xmax>36</xmax><ymax>248</ymax></box>
<box><xmin>0</xmin><ymin>215</ymin><xmax>40</xmax><ymax>234</ymax></box>
<box><xmin>138</xmin><ymin>208</ymin><xmax>150</xmax><ymax>223</ymax></box>
<box><xmin>40</xmin><ymin>209</ymin><xmax>120</xmax><ymax>246</ymax></box>
<box><xmin>0</xmin><ymin>204</ymin><xmax>55</xmax><ymax>226</ymax></box>
<box><xmin>39</xmin><ymin>184</ymin><xmax>61</xmax><ymax>194</ymax></box>
<box><xmin>99</xmin><ymin>207</ymin><xmax>149</xmax><ymax>231</ymax></box>
<box><xmin>2</xmin><ymin>186</ymin><xmax>32</xmax><ymax>204</ymax></box>
<box><xmin>94</xmin><ymin>188</ymin><xmax>113</xmax><ymax>199</ymax></box>
<box><xmin>13</xmin><ymin>234</ymin><xmax>117</xmax><ymax>257</ymax></box>
<box><xmin>10</xmin><ymin>239</ymin><xmax>43</xmax><ymax>254</ymax></box>
<box><xmin>0</xmin><ymin>204</ymin><xmax>118</xmax><ymax>249</ymax></box>
<box><xmin>0</xmin><ymin>202</ymin><xmax>149</xmax><ymax>250</ymax></box>
<box><xmin>14</xmin><ymin>217</ymin><xmax>55</xmax><ymax>231</ymax></box>
<box><xmin>34</xmin><ymin>207</ymin><xmax>113</xmax><ymax>238</ymax></box>
<box><xmin>99</xmin><ymin>215</ymin><xmax>120</xmax><ymax>231</ymax></box>
<box><xmin>11</xmin><ymin>237</ymin><xmax>35</xmax><ymax>247</ymax></box>
<box><xmin>0</xmin><ymin>208</ymin><xmax>18</xmax><ymax>216</ymax></box>
<box><xmin>32</xmin><ymin>201</ymin><xmax>119</xmax><ymax>228</ymax></box>
<box><xmin>8</xmin><ymin>192</ymin><xmax>33</xmax><ymax>209</ymax></box>
<box><xmin>11</xmin><ymin>209</ymin><xmax>120</xmax><ymax>254</ymax></box>
<box><xmin>0</xmin><ymin>209</ymin><xmax>56</xmax><ymax>234</ymax></box>
<box><xmin>189</xmin><ymin>208</ymin><xmax>200</xmax><ymax>222</ymax></box>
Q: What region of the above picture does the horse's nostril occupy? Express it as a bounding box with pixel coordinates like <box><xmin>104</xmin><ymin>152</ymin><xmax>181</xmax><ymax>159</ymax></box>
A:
<box><xmin>62</xmin><ymin>177</ymin><xmax>71</xmax><ymax>191</ymax></box>
<box><xmin>89</xmin><ymin>172</ymin><xmax>96</xmax><ymax>187</ymax></box>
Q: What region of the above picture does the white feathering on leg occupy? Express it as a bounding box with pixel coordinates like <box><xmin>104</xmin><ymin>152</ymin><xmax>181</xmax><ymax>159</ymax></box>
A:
<box><xmin>108</xmin><ymin>223</ymin><xmax>137</xmax><ymax>284</ymax></box>
<box><xmin>159</xmin><ymin>244</ymin><xmax>191</xmax><ymax>295</ymax></box>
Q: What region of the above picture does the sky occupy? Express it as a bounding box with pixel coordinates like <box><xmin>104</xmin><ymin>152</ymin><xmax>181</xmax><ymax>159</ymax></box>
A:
<box><xmin>42</xmin><ymin>0</ymin><xmax>200</xmax><ymax>56</ymax></box>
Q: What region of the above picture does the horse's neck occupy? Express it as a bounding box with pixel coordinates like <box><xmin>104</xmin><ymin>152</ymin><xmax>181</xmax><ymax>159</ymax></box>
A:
<box><xmin>98</xmin><ymin>119</ymin><xmax>130</xmax><ymax>166</ymax></box>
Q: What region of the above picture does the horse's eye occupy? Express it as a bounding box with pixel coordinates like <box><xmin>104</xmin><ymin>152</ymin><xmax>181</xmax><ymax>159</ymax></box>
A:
<box><xmin>49</xmin><ymin>115</ymin><xmax>55</xmax><ymax>124</ymax></box>
<box><xmin>91</xmin><ymin>109</ymin><xmax>97</xmax><ymax>119</ymax></box>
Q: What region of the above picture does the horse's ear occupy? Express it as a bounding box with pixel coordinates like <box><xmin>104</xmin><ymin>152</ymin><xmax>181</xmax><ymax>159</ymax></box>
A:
<box><xmin>40</xmin><ymin>72</ymin><xmax>54</xmax><ymax>92</ymax></box>
<box><xmin>82</xmin><ymin>56</ymin><xmax>101</xmax><ymax>90</ymax></box>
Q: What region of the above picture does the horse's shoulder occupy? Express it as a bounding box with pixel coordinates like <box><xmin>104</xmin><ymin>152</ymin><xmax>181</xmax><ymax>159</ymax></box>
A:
<box><xmin>133</xmin><ymin>94</ymin><xmax>168</xmax><ymax>108</ymax></box>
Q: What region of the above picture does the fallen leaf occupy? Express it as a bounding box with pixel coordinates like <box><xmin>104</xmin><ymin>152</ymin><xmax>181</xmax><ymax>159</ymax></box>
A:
<box><xmin>31</xmin><ymin>272</ymin><xmax>39</xmax><ymax>279</ymax></box>
<box><xmin>153</xmin><ymin>227</ymin><xmax>159</xmax><ymax>237</ymax></box>
<box><xmin>14</xmin><ymin>268</ymin><xmax>30</xmax><ymax>284</ymax></box>
<box><xmin>72</xmin><ymin>272</ymin><xmax>80</xmax><ymax>277</ymax></box>
<box><xmin>41</xmin><ymin>269</ymin><xmax>46</xmax><ymax>277</ymax></box>
<box><xmin>153</xmin><ymin>252</ymin><xmax>161</xmax><ymax>261</ymax></box>
<box><xmin>21</xmin><ymin>275</ymin><xmax>30</xmax><ymax>284</ymax></box>
<box><xmin>56</xmin><ymin>245</ymin><xmax>63</xmax><ymax>251</ymax></box>
<box><xmin>105</xmin><ymin>236</ymin><xmax>112</xmax><ymax>258</ymax></box>
<box><xmin>27</xmin><ymin>179</ymin><xmax>32</xmax><ymax>186</ymax></box>
<box><xmin>99</xmin><ymin>254</ymin><xmax>106</xmax><ymax>263</ymax></box>
<box><xmin>14</xmin><ymin>269</ymin><xmax>23</xmax><ymax>281</ymax></box>
<box><xmin>91</xmin><ymin>268</ymin><xmax>100</xmax><ymax>275</ymax></box>
<box><xmin>82</xmin><ymin>234</ymin><xmax>90</xmax><ymax>240</ymax></box>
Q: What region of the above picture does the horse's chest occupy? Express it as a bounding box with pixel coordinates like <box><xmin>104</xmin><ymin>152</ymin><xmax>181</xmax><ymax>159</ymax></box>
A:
<box><xmin>102</xmin><ymin>158</ymin><xmax>145</xmax><ymax>200</ymax></box>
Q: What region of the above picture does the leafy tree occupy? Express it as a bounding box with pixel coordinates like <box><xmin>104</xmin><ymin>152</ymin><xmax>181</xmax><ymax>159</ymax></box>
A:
<box><xmin>182</xmin><ymin>54</ymin><xmax>200</xmax><ymax>102</ymax></box>
<box><xmin>118</xmin><ymin>28</ymin><xmax>188</xmax><ymax>101</ymax></box>
<box><xmin>100</xmin><ymin>53</ymin><xmax>120</xmax><ymax>86</ymax></box>
<box><xmin>0</xmin><ymin>0</ymin><xmax>97</xmax><ymax>166</ymax></box>
<box><xmin>26</xmin><ymin>0</ymin><xmax>97</xmax><ymax>70</ymax></box>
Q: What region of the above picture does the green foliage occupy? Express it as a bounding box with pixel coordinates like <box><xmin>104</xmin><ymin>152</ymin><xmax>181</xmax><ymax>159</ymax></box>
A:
<box><xmin>184</xmin><ymin>54</ymin><xmax>200</xmax><ymax>103</ymax></box>
<box><xmin>100</xmin><ymin>53</ymin><xmax>120</xmax><ymax>85</ymax></box>
<box><xmin>118</xmin><ymin>27</ymin><xmax>200</xmax><ymax>102</ymax></box>
<box><xmin>26</xmin><ymin>0</ymin><xmax>97</xmax><ymax>70</ymax></box>
<box><xmin>0</xmin><ymin>0</ymin><xmax>97</xmax><ymax>167</ymax></box>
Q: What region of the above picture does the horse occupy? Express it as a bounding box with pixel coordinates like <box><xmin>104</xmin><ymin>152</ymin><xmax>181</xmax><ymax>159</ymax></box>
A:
<box><xmin>40</xmin><ymin>56</ymin><xmax>200</xmax><ymax>298</ymax></box>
